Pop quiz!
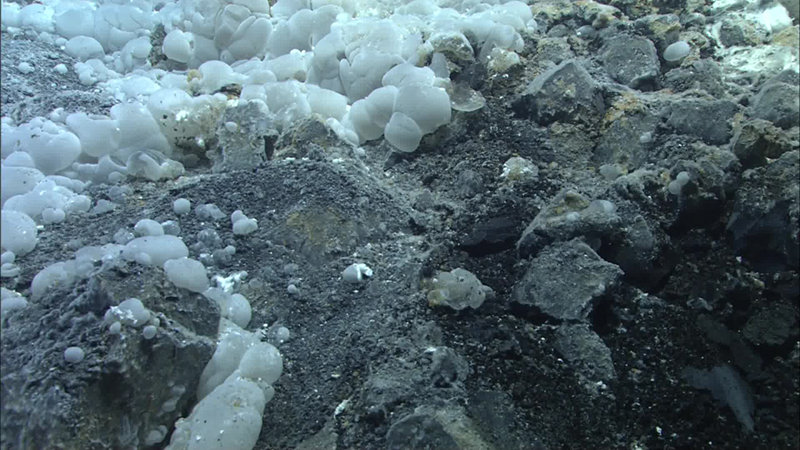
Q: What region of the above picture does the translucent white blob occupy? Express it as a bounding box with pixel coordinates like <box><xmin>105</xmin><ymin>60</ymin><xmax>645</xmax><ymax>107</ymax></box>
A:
<box><xmin>384</xmin><ymin>112</ymin><xmax>422</xmax><ymax>153</ymax></box>
<box><xmin>173</xmin><ymin>198</ymin><xmax>191</xmax><ymax>215</ymax></box>
<box><xmin>64</xmin><ymin>346</ymin><xmax>85</xmax><ymax>363</ymax></box>
<box><xmin>65</xmin><ymin>35</ymin><xmax>105</xmax><ymax>61</ymax></box>
<box><xmin>104</xmin><ymin>298</ymin><xmax>150</xmax><ymax>327</ymax></box>
<box><xmin>1</xmin><ymin>165</ymin><xmax>44</xmax><ymax>205</ymax></box>
<box><xmin>163</xmin><ymin>29</ymin><xmax>194</xmax><ymax>64</ymax></box>
<box><xmin>122</xmin><ymin>235</ymin><xmax>189</xmax><ymax>266</ymax></box>
<box><xmin>163</xmin><ymin>257</ymin><xmax>209</xmax><ymax>293</ymax></box>
<box><xmin>134</xmin><ymin>219</ymin><xmax>165</xmax><ymax>237</ymax></box>
<box><xmin>1</xmin><ymin>210</ymin><xmax>37</xmax><ymax>256</ymax></box>
<box><xmin>663</xmin><ymin>41</ymin><xmax>690</xmax><ymax>62</ymax></box>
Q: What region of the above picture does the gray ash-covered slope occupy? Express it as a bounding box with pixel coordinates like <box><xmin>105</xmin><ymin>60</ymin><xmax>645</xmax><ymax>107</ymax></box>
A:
<box><xmin>1</xmin><ymin>0</ymin><xmax>799</xmax><ymax>449</ymax></box>
<box><xmin>0</xmin><ymin>34</ymin><xmax>116</xmax><ymax>124</ymax></box>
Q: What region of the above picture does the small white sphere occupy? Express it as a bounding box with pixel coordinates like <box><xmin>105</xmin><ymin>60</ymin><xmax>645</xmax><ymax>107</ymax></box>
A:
<box><xmin>173</xmin><ymin>198</ymin><xmax>191</xmax><ymax>215</ymax></box>
<box><xmin>142</xmin><ymin>325</ymin><xmax>157</xmax><ymax>340</ymax></box>
<box><xmin>64</xmin><ymin>346</ymin><xmax>85</xmax><ymax>363</ymax></box>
